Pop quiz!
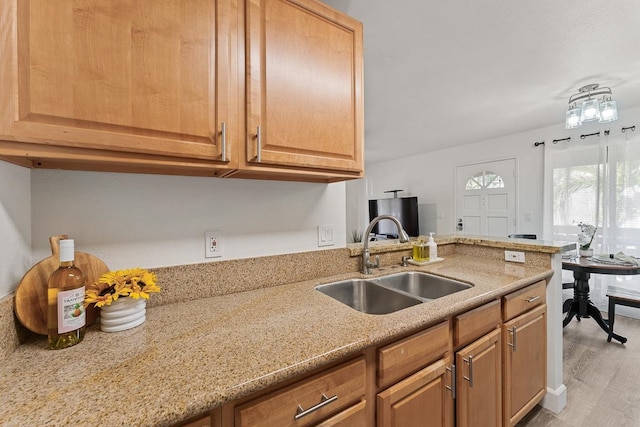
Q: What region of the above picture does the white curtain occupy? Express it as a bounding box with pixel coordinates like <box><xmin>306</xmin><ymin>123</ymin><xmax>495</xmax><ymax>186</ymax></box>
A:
<box><xmin>542</xmin><ymin>126</ymin><xmax>640</xmax><ymax>317</ymax></box>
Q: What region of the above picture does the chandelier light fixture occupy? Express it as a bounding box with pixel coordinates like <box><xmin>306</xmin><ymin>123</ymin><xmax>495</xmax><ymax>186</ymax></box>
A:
<box><xmin>565</xmin><ymin>83</ymin><xmax>618</xmax><ymax>129</ymax></box>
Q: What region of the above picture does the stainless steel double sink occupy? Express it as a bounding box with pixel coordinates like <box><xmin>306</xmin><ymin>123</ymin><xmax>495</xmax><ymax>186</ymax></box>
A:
<box><xmin>315</xmin><ymin>271</ymin><xmax>472</xmax><ymax>315</ymax></box>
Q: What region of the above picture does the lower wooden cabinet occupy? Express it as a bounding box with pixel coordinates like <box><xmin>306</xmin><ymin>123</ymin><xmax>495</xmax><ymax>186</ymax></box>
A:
<box><xmin>316</xmin><ymin>399</ymin><xmax>367</xmax><ymax>427</ymax></box>
<box><xmin>234</xmin><ymin>357</ymin><xmax>366</xmax><ymax>427</ymax></box>
<box><xmin>377</xmin><ymin>321</ymin><xmax>449</xmax><ymax>389</ymax></box>
<box><xmin>502</xmin><ymin>305</ymin><xmax>547</xmax><ymax>426</ymax></box>
<box><xmin>455</xmin><ymin>328</ymin><xmax>502</xmax><ymax>427</ymax></box>
<box><xmin>377</xmin><ymin>358</ymin><xmax>454</xmax><ymax>427</ymax></box>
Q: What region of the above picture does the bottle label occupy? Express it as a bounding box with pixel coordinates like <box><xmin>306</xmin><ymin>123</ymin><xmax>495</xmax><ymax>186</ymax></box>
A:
<box><xmin>57</xmin><ymin>287</ymin><xmax>86</xmax><ymax>333</ymax></box>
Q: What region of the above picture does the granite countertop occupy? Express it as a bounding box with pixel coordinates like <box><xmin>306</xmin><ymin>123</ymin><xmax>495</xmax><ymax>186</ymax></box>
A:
<box><xmin>0</xmin><ymin>253</ymin><xmax>554</xmax><ymax>427</ymax></box>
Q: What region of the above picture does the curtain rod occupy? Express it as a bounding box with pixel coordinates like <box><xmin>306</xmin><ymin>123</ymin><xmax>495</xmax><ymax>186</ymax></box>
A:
<box><xmin>534</xmin><ymin>124</ymin><xmax>636</xmax><ymax>147</ymax></box>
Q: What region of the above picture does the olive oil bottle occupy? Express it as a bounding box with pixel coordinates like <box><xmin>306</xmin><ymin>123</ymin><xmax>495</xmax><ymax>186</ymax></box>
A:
<box><xmin>47</xmin><ymin>239</ymin><xmax>86</xmax><ymax>349</ymax></box>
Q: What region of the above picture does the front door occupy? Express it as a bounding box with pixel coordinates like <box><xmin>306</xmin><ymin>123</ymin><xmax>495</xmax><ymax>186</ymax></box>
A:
<box><xmin>455</xmin><ymin>158</ymin><xmax>516</xmax><ymax>236</ymax></box>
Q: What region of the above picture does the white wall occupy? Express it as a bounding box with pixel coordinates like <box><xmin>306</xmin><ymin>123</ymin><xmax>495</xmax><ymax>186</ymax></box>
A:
<box><xmin>350</xmin><ymin>107</ymin><xmax>640</xmax><ymax>238</ymax></box>
<box><xmin>0</xmin><ymin>161</ymin><xmax>31</xmax><ymax>297</ymax></box>
<box><xmin>0</xmin><ymin>167</ymin><xmax>347</xmax><ymax>298</ymax></box>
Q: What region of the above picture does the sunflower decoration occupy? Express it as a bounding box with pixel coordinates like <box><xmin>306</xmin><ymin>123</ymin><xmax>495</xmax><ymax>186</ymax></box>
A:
<box><xmin>85</xmin><ymin>268</ymin><xmax>160</xmax><ymax>308</ymax></box>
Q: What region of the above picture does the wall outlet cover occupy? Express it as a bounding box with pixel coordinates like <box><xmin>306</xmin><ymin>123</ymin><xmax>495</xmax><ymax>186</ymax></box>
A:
<box><xmin>504</xmin><ymin>250</ymin><xmax>525</xmax><ymax>263</ymax></box>
<box><xmin>205</xmin><ymin>230</ymin><xmax>223</xmax><ymax>258</ymax></box>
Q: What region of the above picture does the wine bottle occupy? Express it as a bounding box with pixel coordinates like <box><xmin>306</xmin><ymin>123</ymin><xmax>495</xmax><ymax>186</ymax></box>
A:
<box><xmin>47</xmin><ymin>239</ymin><xmax>86</xmax><ymax>349</ymax></box>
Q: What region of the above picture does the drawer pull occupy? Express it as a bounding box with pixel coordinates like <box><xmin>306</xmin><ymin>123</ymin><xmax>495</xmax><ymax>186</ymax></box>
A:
<box><xmin>220</xmin><ymin>121</ymin><xmax>227</xmax><ymax>162</ymax></box>
<box><xmin>508</xmin><ymin>326</ymin><xmax>518</xmax><ymax>352</ymax></box>
<box><xmin>463</xmin><ymin>355</ymin><xmax>474</xmax><ymax>388</ymax></box>
<box><xmin>525</xmin><ymin>295</ymin><xmax>540</xmax><ymax>303</ymax></box>
<box><xmin>294</xmin><ymin>394</ymin><xmax>338</xmax><ymax>420</ymax></box>
<box><xmin>255</xmin><ymin>126</ymin><xmax>262</xmax><ymax>162</ymax></box>
<box><xmin>445</xmin><ymin>364</ymin><xmax>456</xmax><ymax>399</ymax></box>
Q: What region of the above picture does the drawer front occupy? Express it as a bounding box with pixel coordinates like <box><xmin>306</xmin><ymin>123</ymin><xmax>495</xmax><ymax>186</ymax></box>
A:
<box><xmin>315</xmin><ymin>400</ymin><xmax>367</xmax><ymax>427</ymax></box>
<box><xmin>502</xmin><ymin>280</ymin><xmax>546</xmax><ymax>321</ymax></box>
<box><xmin>453</xmin><ymin>299</ymin><xmax>501</xmax><ymax>348</ymax></box>
<box><xmin>235</xmin><ymin>357</ymin><xmax>366</xmax><ymax>427</ymax></box>
<box><xmin>378</xmin><ymin>321</ymin><xmax>449</xmax><ymax>389</ymax></box>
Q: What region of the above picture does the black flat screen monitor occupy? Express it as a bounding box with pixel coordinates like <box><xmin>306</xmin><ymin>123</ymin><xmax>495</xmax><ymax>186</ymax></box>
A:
<box><xmin>368</xmin><ymin>197</ymin><xmax>419</xmax><ymax>237</ymax></box>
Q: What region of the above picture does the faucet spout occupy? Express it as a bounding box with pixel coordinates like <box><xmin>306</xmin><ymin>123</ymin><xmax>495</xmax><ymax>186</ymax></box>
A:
<box><xmin>361</xmin><ymin>215</ymin><xmax>410</xmax><ymax>274</ymax></box>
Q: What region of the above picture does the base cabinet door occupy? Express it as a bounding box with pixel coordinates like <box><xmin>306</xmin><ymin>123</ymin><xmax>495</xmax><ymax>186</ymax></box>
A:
<box><xmin>456</xmin><ymin>328</ymin><xmax>502</xmax><ymax>427</ymax></box>
<box><xmin>503</xmin><ymin>304</ymin><xmax>547</xmax><ymax>427</ymax></box>
<box><xmin>377</xmin><ymin>359</ymin><xmax>453</xmax><ymax>427</ymax></box>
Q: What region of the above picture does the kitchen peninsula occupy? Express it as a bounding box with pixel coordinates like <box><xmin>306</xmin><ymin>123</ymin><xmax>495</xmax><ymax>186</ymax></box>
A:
<box><xmin>0</xmin><ymin>236</ymin><xmax>572</xmax><ymax>426</ymax></box>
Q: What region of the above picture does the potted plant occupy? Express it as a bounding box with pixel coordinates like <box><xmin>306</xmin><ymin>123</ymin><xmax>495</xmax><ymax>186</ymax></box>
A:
<box><xmin>85</xmin><ymin>268</ymin><xmax>160</xmax><ymax>332</ymax></box>
<box><xmin>576</xmin><ymin>222</ymin><xmax>597</xmax><ymax>257</ymax></box>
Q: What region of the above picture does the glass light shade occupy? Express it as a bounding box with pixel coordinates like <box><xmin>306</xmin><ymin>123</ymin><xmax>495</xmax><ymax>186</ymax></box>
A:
<box><xmin>580</xmin><ymin>98</ymin><xmax>601</xmax><ymax>122</ymax></box>
<box><xmin>565</xmin><ymin>106</ymin><xmax>582</xmax><ymax>129</ymax></box>
<box><xmin>599</xmin><ymin>99</ymin><xmax>618</xmax><ymax>123</ymax></box>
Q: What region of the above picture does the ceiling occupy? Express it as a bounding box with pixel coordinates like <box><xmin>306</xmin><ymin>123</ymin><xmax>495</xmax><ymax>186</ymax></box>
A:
<box><xmin>322</xmin><ymin>0</ymin><xmax>640</xmax><ymax>164</ymax></box>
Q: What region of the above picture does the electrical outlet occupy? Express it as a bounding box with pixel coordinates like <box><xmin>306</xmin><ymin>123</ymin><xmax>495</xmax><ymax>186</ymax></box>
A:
<box><xmin>317</xmin><ymin>224</ymin><xmax>335</xmax><ymax>247</ymax></box>
<box><xmin>205</xmin><ymin>230</ymin><xmax>222</xmax><ymax>258</ymax></box>
<box><xmin>505</xmin><ymin>250</ymin><xmax>525</xmax><ymax>263</ymax></box>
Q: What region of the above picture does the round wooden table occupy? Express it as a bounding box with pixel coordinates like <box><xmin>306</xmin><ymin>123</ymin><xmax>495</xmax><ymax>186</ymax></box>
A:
<box><xmin>562</xmin><ymin>256</ymin><xmax>640</xmax><ymax>344</ymax></box>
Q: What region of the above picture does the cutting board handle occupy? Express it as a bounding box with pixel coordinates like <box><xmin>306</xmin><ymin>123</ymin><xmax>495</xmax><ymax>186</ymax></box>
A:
<box><xmin>49</xmin><ymin>234</ymin><xmax>69</xmax><ymax>258</ymax></box>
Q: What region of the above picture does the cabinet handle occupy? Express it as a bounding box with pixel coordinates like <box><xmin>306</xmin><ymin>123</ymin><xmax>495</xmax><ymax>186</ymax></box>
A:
<box><xmin>294</xmin><ymin>394</ymin><xmax>338</xmax><ymax>420</ymax></box>
<box><xmin>445</xmin><ymin>364</ymin><xmax>456</xmax><ymax>399</ymax></box>
<box><xmin>255</xmin><ymin>126</ymin><xmax>262</xmax><ymax>162</ymax></box>
<box><xmin>508</xmin><ymin>326</ymin><xmax>518</xmax><ymax>352</ymax></box>
<box><xmin>463</xmin><ymin>355</ymin><xmax>474</xmax><ymax>388</ymax></box>
<box><xmin>525</xmin><ymin>295</ymin><xmax>540</xmax><ymax>303</ymax></box>
<box><xmin>220</xmin><ymin>122</ymin><xmax>227</xmax><ymax>162</ymax></box>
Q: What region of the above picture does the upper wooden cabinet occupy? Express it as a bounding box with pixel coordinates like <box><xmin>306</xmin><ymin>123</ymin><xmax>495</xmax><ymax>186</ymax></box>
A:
<box><xmin>0</xmin><ymin>0</ymin><xmax>363</xmax><ymax>182</ymax></box>
<box><xmin>0</xmin><ymin>0</ymin><xmax>238</xmax><ymax>176</ymax></box>
<box><xmin>239</xmin><ymin>0</ymin><xmax>364</xmax><ymax>180</ymax></box>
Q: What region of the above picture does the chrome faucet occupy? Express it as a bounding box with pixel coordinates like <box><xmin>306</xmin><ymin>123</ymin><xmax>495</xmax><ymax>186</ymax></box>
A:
<box><xmin>362</xmin><ymin>215</ymin><xmax>410</xmax><ymax>274</ymax></box>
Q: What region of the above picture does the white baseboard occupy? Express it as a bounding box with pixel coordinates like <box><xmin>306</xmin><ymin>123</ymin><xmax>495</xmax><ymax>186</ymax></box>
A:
<box><xmin>541</xmin><ymin>384</ymin><xmax>567</xmax><ymax>414</ymax></box>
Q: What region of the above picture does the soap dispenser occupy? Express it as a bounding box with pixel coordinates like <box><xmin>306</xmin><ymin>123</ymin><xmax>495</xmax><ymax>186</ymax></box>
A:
<box><xmin>412</xmin><ymin>237</ymin><xmax>428</xmax><ymax>262</ymax></box>
<box><xmin>427</xmin><ymin>233</ymin><xmax>438</xmax><ymax>260</ymax></box>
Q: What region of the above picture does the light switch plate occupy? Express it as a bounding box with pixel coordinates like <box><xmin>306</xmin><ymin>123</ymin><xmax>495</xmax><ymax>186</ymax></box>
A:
<box><xmin>317</xmin><ymin>225</ymin><xmax>335</xmax><ymax>247</ymax></box>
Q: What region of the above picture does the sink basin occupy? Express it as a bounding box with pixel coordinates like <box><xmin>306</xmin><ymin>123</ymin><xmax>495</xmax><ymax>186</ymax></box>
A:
<box><xmin>315</xmin><ymin>272</ymin><xmax>472</xmax><ymax>314</ymax></box>
<box><xmin>315</xmin><ymin>279</ymin><xmax>422</xmax><ymax>314</ymax></box>
<box><xmin>373</xmin><ymin>272</ymin><xmax>472</xmax><ymax>300</ymax></box>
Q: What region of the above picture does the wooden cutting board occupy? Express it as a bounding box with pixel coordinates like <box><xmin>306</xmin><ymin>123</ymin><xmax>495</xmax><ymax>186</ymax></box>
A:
<box><xmin>14</xmin><ymin>235</ymin><xmax>109</xmax><ymax>335</ymax></box>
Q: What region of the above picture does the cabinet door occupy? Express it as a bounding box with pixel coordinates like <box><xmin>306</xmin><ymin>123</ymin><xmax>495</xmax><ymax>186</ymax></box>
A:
<box><xmin>377</xmin><ymin>359</ymin><xmax>453</xmax><ymax>427</ymax></box>
<box><xmin>503</xmin><ymin>305</ymin><xmax>546</xmax><ymax>427</ymax></box>
<box><xmin>1</xmin><ymin>0</ymin><xmax>237</xmax><ymax>168</ymax></box>
<box><xmin>456</xmin><ymin>328</ymin><xmax>502</xmax><ymax>427</ymax></box>
<box><xmin>245</xmin><ymin>0</ymin><xmax>363</xmax><ymax>174</ymax></box>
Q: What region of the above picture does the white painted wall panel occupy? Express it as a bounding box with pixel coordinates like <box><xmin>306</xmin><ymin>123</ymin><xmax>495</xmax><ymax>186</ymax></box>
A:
<box><xmin>28</xmin><ymin>171</ymin><xmax>347</xmax><ymax>273</ymax></box>
<box><xmin>0</xmin><ymin>161</ymin><xmax>31</xmax><ymax>297</ymax></box>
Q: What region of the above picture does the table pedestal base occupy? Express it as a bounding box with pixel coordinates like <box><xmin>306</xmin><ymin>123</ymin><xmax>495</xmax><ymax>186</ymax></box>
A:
<box><xmin>563</xmin><ymin>271</ymin><xmax>627</xmax><ymax>344</ymax></box>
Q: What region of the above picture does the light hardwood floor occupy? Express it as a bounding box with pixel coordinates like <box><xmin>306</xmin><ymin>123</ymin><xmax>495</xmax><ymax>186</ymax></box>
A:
<box><xmin>518</xmin><ymin>314</ymin><xmax>640</xmax><ymax>427</ymax></box>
